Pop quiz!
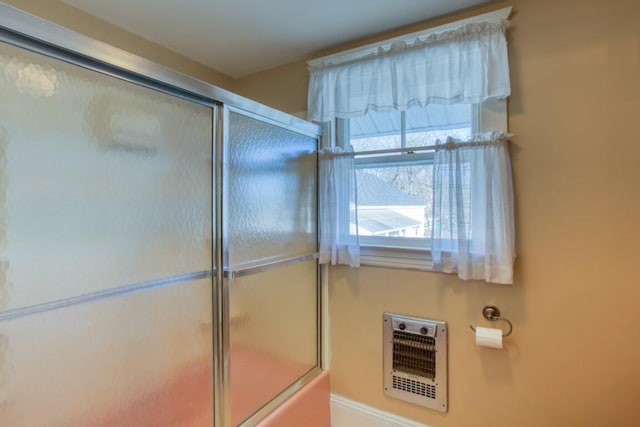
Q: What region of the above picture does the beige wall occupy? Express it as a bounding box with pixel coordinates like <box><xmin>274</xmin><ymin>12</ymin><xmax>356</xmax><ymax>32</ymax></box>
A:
<box><xmin>232</xmin><ymin>60</ymin><xmax>310</xmax><ymax>115</ymax></box>
<box><xmin>5</xmin><ymin>0</ymin><xmax>640</xmax><ymax>426</ymax></box>
<box><xmin>238</xmin><ymin>1</ymin><xmax>640</xmax><ymax>426</ymax></box>
<box><xmin>2</xmin><ymin>0</ymin><xmax>234</xmax><ymax>89</ymax></box>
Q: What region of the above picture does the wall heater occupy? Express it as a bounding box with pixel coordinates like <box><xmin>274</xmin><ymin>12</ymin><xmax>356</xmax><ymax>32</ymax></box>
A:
<box><xmin>383</xmin><ymin>313</ymin><xmax>448</xmax><ymax>412</ymax></box>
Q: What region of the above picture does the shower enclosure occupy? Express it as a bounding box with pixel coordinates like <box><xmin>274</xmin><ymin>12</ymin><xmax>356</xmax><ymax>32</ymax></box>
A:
<box><xmin>0</xmin><ymin>4</ymin><xmax>321</xmax><ymax>426</ymax></box>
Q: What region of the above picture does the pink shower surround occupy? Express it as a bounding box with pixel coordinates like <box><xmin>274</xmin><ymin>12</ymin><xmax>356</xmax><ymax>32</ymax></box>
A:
<box><xmin>73</xmin><ymin>353</ymin><xmax>329</xmax><ymax>426</ymax></box>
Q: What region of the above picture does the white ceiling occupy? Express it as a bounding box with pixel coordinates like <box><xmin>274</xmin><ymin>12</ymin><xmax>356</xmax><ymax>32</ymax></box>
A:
<box><xmin>61</xmin><ymin>0</ymin><xmax>488</xmax><ymax>78</ymax></box>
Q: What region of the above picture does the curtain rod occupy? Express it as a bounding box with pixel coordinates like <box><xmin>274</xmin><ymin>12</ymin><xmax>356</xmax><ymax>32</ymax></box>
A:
<box><xmin>320</xmin><ymin>137</ymin><xmax>510</xmax><ymax>158</ymax></box>
<box><xmin>307</xmin><ymin>6</ymin><xmax>512</xmax><ymax>69</ymax></box>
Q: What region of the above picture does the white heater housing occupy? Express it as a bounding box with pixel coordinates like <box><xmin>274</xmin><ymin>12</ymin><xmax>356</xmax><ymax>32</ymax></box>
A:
<box><xmin>383</xmin><ymin>313</ymin><xmax>448</xmax><ymax>412</ymax></box>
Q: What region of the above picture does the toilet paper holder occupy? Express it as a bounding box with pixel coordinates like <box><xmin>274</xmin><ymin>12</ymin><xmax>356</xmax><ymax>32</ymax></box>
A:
<box><xmin>469</xmin><ymin>305</ymin><xmax>513</xmax><ymax>337</ymax></box>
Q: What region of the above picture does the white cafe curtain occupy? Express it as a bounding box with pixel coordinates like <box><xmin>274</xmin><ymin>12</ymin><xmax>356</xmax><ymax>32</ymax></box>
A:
<box><xmin>430</xmin><ymin>133</ymin><xmax>515</xmax><ymax>284</ymax></box>
<box><xmin>318</xmin><ymin>147</ymin><xmax>360</xmax><ymax>267</ymax></box>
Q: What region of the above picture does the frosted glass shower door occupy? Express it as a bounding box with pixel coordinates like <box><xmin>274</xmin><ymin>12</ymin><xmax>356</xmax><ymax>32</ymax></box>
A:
<box><xmin>223</xmin><ymin>108</ymin><xmax>319</xmax><ymax>426</ymax></box>
<box><xmin>0</xmin><ymin>41</ymin><xmax>214</xmax><ymax>426</ymax></box>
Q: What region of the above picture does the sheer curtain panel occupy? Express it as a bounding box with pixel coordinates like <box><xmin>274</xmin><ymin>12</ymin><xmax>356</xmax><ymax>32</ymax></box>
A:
<box><xmin>430</xmin><ymin>133</ymin><xmax>515</xmax><ymax>284</ymax></box>
<box><xmin>318</xmin><ymin>147</ymin><xmax>360</xmax><ymax>267</ymax></box>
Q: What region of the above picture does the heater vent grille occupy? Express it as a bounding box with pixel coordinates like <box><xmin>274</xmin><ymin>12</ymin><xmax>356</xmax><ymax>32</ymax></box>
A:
<box><xmin>392</xmin><ymin>331</ymin><xmax>436</xmax><ymax>379</ymax></box>
<box><xmin>392</xmin><ymin>375</ymin><xmax>437</xmax><ymax>399</ymax></box>
<box><xmin>383</xmin><ymin>313</ymin><xmax>447</xmax><ymax>412</ymax></box>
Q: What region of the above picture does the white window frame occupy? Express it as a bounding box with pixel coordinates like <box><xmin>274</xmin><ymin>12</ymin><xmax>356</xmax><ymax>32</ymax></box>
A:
<box><xmin>337</xmin><ymin>99</ymin><xmax>507</xmax><ymax>270</ymax></box>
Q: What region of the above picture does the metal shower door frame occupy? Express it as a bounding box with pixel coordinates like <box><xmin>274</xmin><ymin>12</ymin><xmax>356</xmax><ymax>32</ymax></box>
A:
<box><xmin>217</xmin><ymin>104</ymin><xmax>323</xmax><ymax>427</ymax></box>
<box><xmin>0</xmin><ymin>3</ymin><xmax>323</xmax><ymax>427</ymax></box>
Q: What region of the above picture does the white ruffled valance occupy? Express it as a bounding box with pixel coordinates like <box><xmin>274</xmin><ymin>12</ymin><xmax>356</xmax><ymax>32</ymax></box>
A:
<box><xmin>308</xmin><ymin>19</ymin><xmax>511</xmax><ymax>122</ymax></box>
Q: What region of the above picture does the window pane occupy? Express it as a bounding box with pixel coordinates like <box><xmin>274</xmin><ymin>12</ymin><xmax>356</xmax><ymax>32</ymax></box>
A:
<box><xmin>405</xmin><ymin>103</ymin><xmax>472</xmax><ymax>147</ymax></box>
<box><xmin>349</xmin><ymin>110</ymin><xmax>401</xmax><ymax>151</ymax></box>
<box><xmin>349</xmin><ymin>104</ymin><xmax>472</xmax><ymax>152</ymax></box>
<box><xmin>355</xmin><ymin>166</ymin><xmax>432</xmax><ymax>238</ymax></box>
<box><xmin>405</xmin><ymin>127</ymin><xmax>472</xmax><ymax>148</ymax></box>
<box><xmin>347</xmin><ymin>103</ymin><xmax>474</xmax><ymax>247</ymax></box>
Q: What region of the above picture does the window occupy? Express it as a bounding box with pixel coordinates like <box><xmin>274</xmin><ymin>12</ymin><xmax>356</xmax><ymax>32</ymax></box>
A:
<box><xmin>337</xmin><ymin>100</ymin><xmax>506</xmax><ymax>268</ymax></box>
<box><xmin>310</xmin><ymin>7</ymin><xmax>514</xmax><ymax>280</ymax></box>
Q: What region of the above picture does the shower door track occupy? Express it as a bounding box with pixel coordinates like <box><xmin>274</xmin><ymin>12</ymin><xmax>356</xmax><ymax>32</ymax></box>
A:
<box><xmin>0</xmin><ymin>3</ymin><xmax>319</xmax><ymax>138</ymax></box>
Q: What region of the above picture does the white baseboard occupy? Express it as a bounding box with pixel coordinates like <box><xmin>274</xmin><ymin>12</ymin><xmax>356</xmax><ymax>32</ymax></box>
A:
<box><xmin>330</xmin><ymin>394</ymin><xmax>431</xmax><ymax>427</ymax></box>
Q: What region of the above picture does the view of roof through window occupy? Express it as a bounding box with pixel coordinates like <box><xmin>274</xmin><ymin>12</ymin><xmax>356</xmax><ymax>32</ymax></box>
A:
<box><xmin>348</xmin><ymin>104</ymin><xmax>472</xmax><ymax>238</ymax></box>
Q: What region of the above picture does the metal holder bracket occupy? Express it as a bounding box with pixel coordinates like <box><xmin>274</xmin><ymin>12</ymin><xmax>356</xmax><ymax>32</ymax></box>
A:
<box><xmin>469</xmin><ymin>305</ymin><xmax>513</xmax><ymax>337</ymax></box>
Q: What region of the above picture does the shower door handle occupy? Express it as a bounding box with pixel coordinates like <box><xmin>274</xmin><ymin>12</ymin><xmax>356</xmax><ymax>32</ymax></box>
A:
<box><xmin>223</xmin><ymin>253</ymin><xmax>318</xmax><ymax>279</ymax></box>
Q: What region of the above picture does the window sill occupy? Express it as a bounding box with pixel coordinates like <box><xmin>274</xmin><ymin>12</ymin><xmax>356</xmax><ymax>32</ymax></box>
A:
<box><xmin>359</xmin><ymin>245</ymin><xmax>433</xmax><ymax>271</ymax></box>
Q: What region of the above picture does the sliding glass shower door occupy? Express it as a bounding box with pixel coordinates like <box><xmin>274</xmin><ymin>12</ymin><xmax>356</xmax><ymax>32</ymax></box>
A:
<box><xmin>0</xmin><ymin>41</ymin><xmax>214</xmax><ymax>426</ymax></box>
<box><xmin>222</xmin><ymin>108</ymin><xmax>319</xmax><ymax>426</ymax></box>
<box><xmin>0</xmin><ymin>7</ymin><xmax>323</xmax><ymax>425</ymax></box>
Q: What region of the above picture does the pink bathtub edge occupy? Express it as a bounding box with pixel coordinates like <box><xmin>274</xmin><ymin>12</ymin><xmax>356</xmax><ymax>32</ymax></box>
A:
<box><xmin>255</xmin><ymin>371</ymin><xmax>331</xmax><ymax>427</ymax></box>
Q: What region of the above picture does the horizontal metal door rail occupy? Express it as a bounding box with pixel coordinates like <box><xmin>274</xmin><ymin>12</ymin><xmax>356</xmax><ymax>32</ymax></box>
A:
<box><xmin>223</xmin><ymin>253</ymin><xmax>318</xmax><ymax>279</ymax></box>
<box><xmin>0</xmin><ymin>270</ymin><xmax>213</xmax><ymax>323</ymax></box>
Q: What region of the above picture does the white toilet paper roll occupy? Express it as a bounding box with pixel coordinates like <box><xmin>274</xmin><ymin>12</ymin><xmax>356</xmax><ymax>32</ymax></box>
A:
<box><xmin>475</xmin><ymin>326</ymin><xmax>503</xmax><ymax>349</ymax></box>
